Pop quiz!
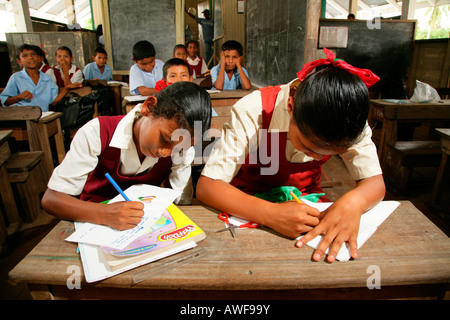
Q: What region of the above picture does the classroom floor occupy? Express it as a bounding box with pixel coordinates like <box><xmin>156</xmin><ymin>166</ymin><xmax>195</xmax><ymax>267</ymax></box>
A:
<box><xmin>0</xmin><ymin>156</ymin><xmax>448</xmax><ymax>300</ymax></box>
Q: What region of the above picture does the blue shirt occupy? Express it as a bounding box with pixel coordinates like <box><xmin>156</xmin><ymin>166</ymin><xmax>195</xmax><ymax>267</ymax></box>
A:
<box><xmin>0</xmin><ymin>69</ymin><xmax>58</xmax><ymax>112</ymax></box>
<box><xmin>196</xmin><ymin>18</ymin><xmax>214</xmax><ymax>42</ymax></box>
<box><xmin>211</xmin><ymin>65</ymin><xmax>249</xmax><ymax>90</ymax></box>
<box><xmin>83</xmin><ymin>62</ymin><xmax>113</xmax><ymax>81</ymax></box>
<box><xmin>129</xmin><ymin>60</ymin><xmax>164</xmax><ymax>95</ymax></box>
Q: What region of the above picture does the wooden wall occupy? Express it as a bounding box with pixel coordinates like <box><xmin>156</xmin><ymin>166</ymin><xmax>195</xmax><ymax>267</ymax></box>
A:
<box><xmin>6</xmin><ymin>31</ymin><xmax>97</xmax><ymax>73</ymax></box>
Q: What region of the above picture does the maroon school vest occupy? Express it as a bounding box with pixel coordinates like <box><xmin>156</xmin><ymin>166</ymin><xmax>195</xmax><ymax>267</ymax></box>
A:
<box><xmin>188</xmin><ymin>57</ymin><xmax>204</xmax><ymax>76</ymax></box>
<box><xmin>53</xmin><ymin>66</ymin><xmax>82</xmax><ymax>88</ymax></box>
<box><xmin>230</xmin><ymin>86</ymin><xmax>330</xmax><ymax>198</ymax></box>
<box><xmin>79</xmin><ymin>116</ymin><xmax>172</xmax><ymax>202</ymax></box>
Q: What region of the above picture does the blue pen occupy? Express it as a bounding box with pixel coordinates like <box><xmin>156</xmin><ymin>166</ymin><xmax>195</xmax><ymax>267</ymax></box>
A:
<box><xmin>105</xmin><ymin>173</ymin><xmax>130</xmax><ymax>201</ymax></box>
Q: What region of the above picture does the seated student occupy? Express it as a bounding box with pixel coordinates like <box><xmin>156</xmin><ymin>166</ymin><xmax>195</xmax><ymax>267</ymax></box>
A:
<box><xmin>211</xmin><ymin>40</ymin><xmax>251</xmax><ymax>90</ymax></box>
<box><xmin>41</xmin><ymin>82</ymin><xmax>211</xmax><ymax>230</ymax></box>
<box><xmin>83</xmin><ymin>47</ymin><xmax>113</xmax><ymax>81</ymax></box>
<box><xmin>173</xmin><ymin>44</ymin><xmax>188</xmax><ymax>61</ymax></box>
<box><xmin>186</xmin><ymin>40</ymin><xmax>209</xmax><ymax>78</ymax></box>
<box><xmin>196</xmin><ymin>48</ymin><xmax>385</xmax><ymax>263</ymax></box>
<box><xmin>53</xmin><ymin>46</ymin><xmax>84</xmax><ymax>88</ymax></box>
<box><xmin>155</xmin><ymin>58</ymin><xmax>192</xmax><ymax>92</ymax></box>
<box><xmin>33</xmin><ymin>45</ymin><xmax>57</xmax><ymax>84</ymax></box>
<box><xmin>0</xmin><ymin>44</ymin><xmax>81</xmax><ymax>112</ymax></box>
<box><xmin>129</xmin><ymin>40</ymin><xmax>164</xmax><ymax>96</ymax></box>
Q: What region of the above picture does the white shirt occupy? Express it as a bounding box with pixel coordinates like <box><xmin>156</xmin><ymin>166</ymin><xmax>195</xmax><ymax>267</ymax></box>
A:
<box><xmin>48</xmin><ymin>104</ymin><xmax>195</xmax><ymax>204</ymax></box>
<box><xmin>202</xmin><ymin>79</ymin><xmax>382</xmax><ymax>183</ymax></box>
<box><xmin>186</xmin><ymin>56</ymin><xmax>209</xmax><ymax>74</ymax></box>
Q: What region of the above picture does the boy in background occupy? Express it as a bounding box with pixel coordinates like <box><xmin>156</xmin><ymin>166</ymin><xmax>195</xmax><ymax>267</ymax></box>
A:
<box><xmin>83</xmin><ymin>47</ymin><xmax>113</xmax><ymax>81</ymax></box>
<box><xmin>0</xmin><ymin>44</ymin><xmax>80</xmax><ymax>112</ymax></box>
<box><xmin>173</xmin><ymin>44</ymin><xmax>188</xmax><ymax>61</ymax></box>
<box><xmin>129</xmin><ymin>40</ymin><xmax>163</xmax><ymax>95</ymax></box>
<box><xmin>211</xmin><ymin>40</ymin><xmax>251</xmax><ymax>90</ymax></box>
<box><xmin>155</xmin><ymin>58</ymin><xmax>192</xmax><ymax>92</ymax></box>
<box><xmin>53</xmin><ymin>46</ymin><xmax>84</xmax><ymax>88</ymax></box>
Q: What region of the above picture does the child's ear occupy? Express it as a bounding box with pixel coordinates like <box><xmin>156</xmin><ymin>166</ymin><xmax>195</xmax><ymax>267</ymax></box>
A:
<box><xmin>287</xmin><ymin>96</ymin><xmax>295</xmax><ymax>116</ymax></box>
<box><xmin>141</xmin><ymin>96</ymin><xmax>158</xmax><ymax>116</ymax></box>
<box><xmin>16</xmin><ymin>59</ymin><xmax>23</xmax><ymax>67</ymax></box>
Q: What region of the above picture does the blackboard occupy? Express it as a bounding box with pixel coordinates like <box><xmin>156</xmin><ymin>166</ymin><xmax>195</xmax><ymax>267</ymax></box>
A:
<box><xmin>319</xmin><ymin>19</ymin><xmax>416</xmax><ymax>98</ymax></box>
<box><xmin>108</xmin><ymin>0</ymin><xmax>176</xmax><ymax>71</ymax></box>
<box><xmin>246</xmin><ymin>0</ymin><xmax>307</xmax><ymax>86</ymax></box>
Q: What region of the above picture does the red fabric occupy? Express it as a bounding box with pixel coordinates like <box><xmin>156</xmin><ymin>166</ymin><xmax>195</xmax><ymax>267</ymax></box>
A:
<box><xmin>187</xmin><ymin>57</ymin><xmax>204</xmax><ymax>76</ymax></box>
<box><xmin>297</xmin><ymin>48</ymin><xmax>380</xmax><ymax>88</ymax></box>
<box><xmin>79</xmin><ymin>116</ymin><xmax>172</xmax><ymax>203</ymax></box>
<box><xmin>53</xmin><ymin>66</ymin><xmax>83</xmax><ymax>88</ymax></box>
<box><xmin>155</xmin><ymin>79</ymin><xmax>172</xmax><ymax>92</ymax></box>
<box><xmin>230</xmin><ymin>86</ymin><xmax>330</xmax><ymax>200</ymax></box>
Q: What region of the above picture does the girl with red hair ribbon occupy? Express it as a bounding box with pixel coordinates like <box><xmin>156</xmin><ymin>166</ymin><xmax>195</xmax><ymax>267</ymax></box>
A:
<box><xmin>197</xmin><ymin>48</ymin><xmax>385</xmax><ymax>263</ymax></box>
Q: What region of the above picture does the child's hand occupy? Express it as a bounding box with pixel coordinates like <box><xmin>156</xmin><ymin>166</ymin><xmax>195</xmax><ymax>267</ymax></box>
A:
<box><xmin>67</xmin><ymin>82</ymin><xmax>82</xmax><ymax>89</ymax></box>
<box><xmin>236</xmin><ymin>56</ymin><xmax>243</xmax><ymax>68</ymax></box>
<box><xmin>101</xmin><ymin>201</ymin><xmax>145</xmax><ymax>230</ymax></box>
<box><xmin>266</xmin><ymin>201</ymin><xmax>321</xmax><ymax>238</ymax></box>
<box><xmin>57</xmin><ymin>58</ymin><xmax>71</xmax><ymax>71</ymax></box>
<box><xmin>296</xmin><ymin>202</ymin><xmax>360</xmax><ymax>262</ymax></box>
<box><xmin>19</xmin><ymin>90</ymin><xmax>33</xmax><ymax>100</ymax></box>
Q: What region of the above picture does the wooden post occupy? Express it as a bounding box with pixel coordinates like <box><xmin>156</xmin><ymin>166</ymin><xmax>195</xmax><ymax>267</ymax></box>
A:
<box><xmin>349</xmin><ymin>0</ymin><xmax>358</xmax><ymax>17</ymax></box>
<box><xmin>304</xmin><ymin>0</ymin><xmax>322</xmax><ymax>65</ymax></box>
<box><xmin>401</xmin><ymin>0</ymin><xmax>416</xmax><ymax>20</ymax></box>
<box><xmin>11</xmin><ymin>0</ymin><xmax>33</xmax><ymax>32</ymax></box>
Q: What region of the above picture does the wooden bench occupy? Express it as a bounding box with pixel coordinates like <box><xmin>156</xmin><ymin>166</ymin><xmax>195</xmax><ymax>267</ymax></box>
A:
<box><xmin>0</xmin><ymin>106</ymin><xmax>65</xmax><ymax>181</ymax></box>
<box><xmin>6</xmin><ymin>151</ymin><xmax>47</xmax><ymax>223</ymax></box>
<box><xmin>383</xmin><ymin>140</ymin><xmax>442</xmax><ymax>189</ymax></box>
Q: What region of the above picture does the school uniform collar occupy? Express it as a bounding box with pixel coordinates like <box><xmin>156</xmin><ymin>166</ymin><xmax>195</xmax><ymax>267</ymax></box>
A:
<box><xmin>54</xmin><ymin>64</ymin><xmax>77</xmax><ymax>73</ymax></box>
<box><xmin>267</xmin><ymin>78</ymin><xmax>297</xmax><ymax>133</ymax></box>
<box><xmin>19</xmin><ymin>68</ymin><xmax>52</xmax><ymax>84</ymax></box>
<box><xmin>109</xmin><ymin>103</ymin><xmax>142</xmax><ymax>149</ymax></box>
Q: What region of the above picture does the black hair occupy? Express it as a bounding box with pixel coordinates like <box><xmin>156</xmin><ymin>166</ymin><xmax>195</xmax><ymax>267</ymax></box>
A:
<box><xmin>149</xmin><ymin>81</ymin><xmax>211</xmax><ymax>135</ymax></box>
<box><xmin>163</xmin><ymin>58</ymin><xmax>191</xmax><ymax>78</ymax></box>
<box><xmin>293</xmin><ymin>67</ymin><xmax>369</xmax><ymax>148</ymax></box>
<box><xmin>56</xmin><ymin>46</ymin><xmax>73</xmax><ymax>57</ymax></box>
<box><xmin>173</xmin><ymin>44</ymin><xmax>187</xmax><ymax>54</ymax></box>
<box><xmin>16</xmin><ymin>44</ymin><xmax>38</xmax><ymax>59</ymax></box>
<box><xmin>186</xmin><ymin>40</ymin><xmax>199</xmax><ymax>48</ymax></box>
<box><xmin>133</xmin><ymin>40</ymin><xmax>156</xmax><ymax>61</ymax></box>
<box><xmin>94</xmin><ymin>47</ymin><xmax>107</xmax><ymax>56</ymax></box>
<box><xmin>221</xmin><ymin>40</ymin><xmax>243</xmax><ymax>56</ymax></box>
<box><xmin>32</xmin><ymin>45</ymin><xmax>50</xmax><ymax>65</ymax></box>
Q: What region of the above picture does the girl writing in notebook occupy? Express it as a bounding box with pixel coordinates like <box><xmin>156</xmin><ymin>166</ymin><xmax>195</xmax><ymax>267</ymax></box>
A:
<box><xmin>196</xmin><ymin>48</ymin><xmax>385</xmax><ymax>263</ymax></box>
<box><xmin>42</xmin><ymin>82</ymin><xmax>211</xmax><ymax>231</ymax></box>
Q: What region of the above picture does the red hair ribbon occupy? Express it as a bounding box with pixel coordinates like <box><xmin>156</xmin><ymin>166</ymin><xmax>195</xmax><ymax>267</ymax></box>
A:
<box><xmin>154</xmin><ymin>80</ymin><xmax>173</xmax><ymax>92</ymax></box>
<box><xmin>296</xmin><ymin>48</ymin><xmax>380</xmax><ymax>88</ymax></box>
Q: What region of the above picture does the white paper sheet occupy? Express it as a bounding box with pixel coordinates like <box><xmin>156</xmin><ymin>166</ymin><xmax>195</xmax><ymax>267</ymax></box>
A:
<box><xmin>65</xmin><ymin>184</ymin><xmax>182</xmax><ymax>249</ymax></box>
<box><xmin>124</xmin><ymin>95</ymin><xmax>149</xmax><ymax>102</ymax></box>
<box><xmin>296</xmin><ymin>200</ymin><xmax>400</xmax><ymax>261</ymax></box>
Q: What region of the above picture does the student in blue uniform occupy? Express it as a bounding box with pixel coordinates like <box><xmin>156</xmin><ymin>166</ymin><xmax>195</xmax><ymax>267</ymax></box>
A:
<box><xmin>0</xmin><ymin>44</ymin><xmax>80</xmax><ymax>112</ymax></box>
<box><xmin>129</xmin><ymin>40</ymin><xmax>164</xmax><ymax>96</ymax></box>
<box><xmin>83</xmin><ymin>47</ymin><xmax>113</xmax><ymax>81</ymax></box>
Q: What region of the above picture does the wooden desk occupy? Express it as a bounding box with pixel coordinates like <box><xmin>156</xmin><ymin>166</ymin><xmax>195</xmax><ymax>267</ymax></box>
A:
<box><xmin>209</xmin><ymin>89</ymin><xmax>255</xmax><ymax>107</ymax></box>
<box><xmin>9</xmin><ymin>201</ymin><xmax>450</xmax><ymax>300</ymax></box>
<box><xmin>369</xmin><ymin>99</ymin><xmax>450</xmax><ymax>159</ymax></box>
<box><xmin>432</xmin><ymin>128</ymin><xmax>450</xmax><ymax>204</ymax></box>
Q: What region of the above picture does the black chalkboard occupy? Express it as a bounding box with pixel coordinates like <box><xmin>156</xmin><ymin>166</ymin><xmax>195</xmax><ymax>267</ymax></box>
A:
<box><xmin>108</xmin><ymin>0</ymin><xmax>176</xmax><ymax>71</ymax></box>
<box><xmin>319</xmin><ymin>19</ymin><xmax>416</xmax><ymax>98</ymax></box>
<box><xmin>246</xmin><ymin>0</ymin><xmax>307</xmax><ymax>86</ymax></box>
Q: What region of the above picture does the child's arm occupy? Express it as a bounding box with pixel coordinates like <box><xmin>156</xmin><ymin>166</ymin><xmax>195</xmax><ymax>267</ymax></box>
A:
<box><xmin>41</xmin><ymin>189</ymin><xmax>145</xmax><ymax>230</ymax></box>
<box><xmin>50</xmin><ymin>82</ymin><xmax>82</xmax><ymax>106</ymax></box>
<box><xmin>3</xmin><ymin>90</ymin><xmax>34</xmax><ymax>106</ymax></box>
<box><xmin>196</xmin><ymin>176</ymin><xmax>322</xmax><ymax>237</ymax></box>
<box><xmin>57</xmin><ymin>59</ymin><xmax>73</xmax><ymax>87</ymax></box>
<box><xmin>213</xmin><ymin>52</ymin><xmax>226</xmax><ymax>90</ymax></box>
<box><xmin>236</xmin><ymin>57</ymin><xmax>252</xmax><ymax>90</ymax></box>
<box><xmin>137</xmin><ymin>86</ymin><xmax>159</xmax><ymax>96</ymax></box>
<box><xmin>296</xmin><ymin>174</ymin><xmax>385</xmax><ymax>262</ymax></box>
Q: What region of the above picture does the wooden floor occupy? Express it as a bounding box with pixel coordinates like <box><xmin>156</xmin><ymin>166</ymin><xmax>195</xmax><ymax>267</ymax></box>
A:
<box><xmin>1</xmin><ymin>155</ymin><xmax>449</xmax><ymax>300</ymax></box>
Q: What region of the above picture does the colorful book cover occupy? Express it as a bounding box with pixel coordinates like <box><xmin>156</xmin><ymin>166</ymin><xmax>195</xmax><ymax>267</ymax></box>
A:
<box><xmin>101</xmin><ymin>203</ymin><xmax>206</xmax><ymax>271</ymax></box>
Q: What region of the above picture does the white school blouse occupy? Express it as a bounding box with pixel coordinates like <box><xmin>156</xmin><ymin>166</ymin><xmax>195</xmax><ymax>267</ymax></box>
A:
<box><xmin>201</xmin><ymin>79</ymin><xmax>382</xmax><ymax>183</ymax></box>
